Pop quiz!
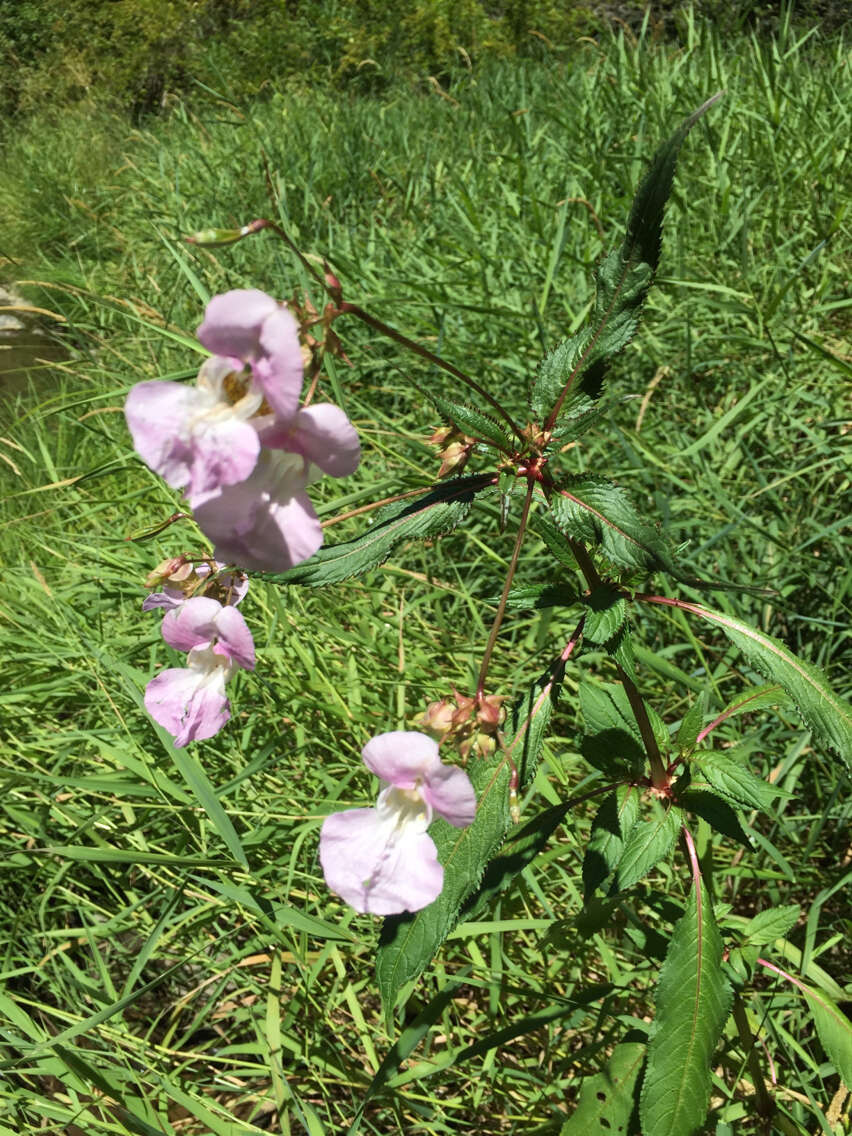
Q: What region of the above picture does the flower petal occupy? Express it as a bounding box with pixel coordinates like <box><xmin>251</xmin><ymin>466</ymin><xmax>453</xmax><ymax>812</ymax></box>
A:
<box><xmin>144</xmin><ymin>666</ymin><xmax>230</xmax><ymax>747</ymax></box>
<box><xmin>319</xmin><ymin>808</ymin><xmax>444</xmax><ymax>915</ymax></box>
<box><xmin>191</xmin><ymin>451</ymin><xmax>322</xmax><ymax>572</ymax></box>
<box><xmin>421</xmin><ymin>764</ymin><xmax>477</xmax><ymax>828</ymax></box>
<box><xmin>196</xmin><ymin>289</ymin><xmax>279</xmax><ymax>359</ymax></box>
<box><xmin>142</xmin><ymin>587</ymin><xmax>186</xmax><ymax>613</ymax></box>
<box><xmin>361</xmin><ymin>730</ymin><xmax>442</xmax><ymax>788</ymax></box>
<box><xmin>186</xmin><ymin>412</ymin><xmax>261</xmax><ymax>498</ymax></box>
<box><xmin>253</xmin><ymin>306</ymin><xmax>304</xmax><ymax>421</ymax></box>
<box><xmin>161</xmin><ymin>596</ymin><xmax>223</xmax><ymax>652</ymax></box>
<box><xmin>214</xmin><ymin>605</ymin><xmax>256</xmax><ymax>671</ymax></box>
<box><xmin>260</xmin><ymin>403</ymin><xmax>361</xmax><ymax>478</ymax></box>
<box><xmin>124</xmin><ymin>381</ymin><xmax>198</xmax><ymax>488</ymax></box>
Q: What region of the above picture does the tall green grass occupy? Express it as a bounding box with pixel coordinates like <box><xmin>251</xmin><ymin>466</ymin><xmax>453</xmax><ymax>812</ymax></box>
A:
<box><xmin>0</xmin><ymin>19</ymin><xmax>849</xmax><ymax>1135</ymax></box>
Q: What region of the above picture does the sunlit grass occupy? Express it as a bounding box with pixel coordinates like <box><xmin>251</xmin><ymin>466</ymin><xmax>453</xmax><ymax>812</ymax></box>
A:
<box><xmin>0</xmin><ymin>17</ymin><xmax>849</xmax><ymax>1135</ymax></box>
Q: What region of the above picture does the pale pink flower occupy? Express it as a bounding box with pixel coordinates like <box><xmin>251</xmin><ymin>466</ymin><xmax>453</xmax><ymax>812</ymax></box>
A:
<box><xmin>190</xmin><ymin>450</ymin><xmax>324</xmax><ymax>573</ymax></box>
<box><xmin>319</xmin><ymin>731</ymin><xmax>477</xmax><ymax>915</ymax></box>
<box><xmin>142</xmin><ymin>561</ymin><xmax>249</xmax><ymax>612</ymax></box>
<box><xmin>144</xmin><ymin>596</ymin><xmax>255</xmax><ymax>747</ymax></box>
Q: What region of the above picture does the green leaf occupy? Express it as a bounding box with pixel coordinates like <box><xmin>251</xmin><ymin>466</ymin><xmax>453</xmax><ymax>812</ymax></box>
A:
<box><xmin>616</xmin><ymin>804</ymin><xmax>682</xmax><ymax>892</ymax></box>
<box><xmin>531</xmin><ymin>333</ymin><xmax>602</xmax><ymax>426</ymax></box>
<box><xmin>265</xmin><ymin>475</ymin><xmax>491</xmax><ymax>586</ymax></box>
<box><xmin>430</xmin><ymin>394</ymin><xmax>514</xmax><ymax>451</ymax></box>
<box><xmin>583</xmin><ymin>785</ymin><xmax>641</xmax><ymax>897</ymax></box>
<box><xmin>499</xmin><ymin>582</ymin><xmax>580</xmax><ymax>612</ymax></box>
<box><xmin>759</xmin><ymin>959</ymin><xmax>852</xmax><ymax>1091</ymax></box>
<box><xmin>583</xmin><ymin>584</ymin><xmax>628</xmax><ymax>645</ymax></box>
<box><xmin>549</xmin><ymin>476</ymin><xmax>672</xmax><ymax>572</ymax></box>
<box><xmin>560</xmin><ymin>1041</ymin><xmax>645</xmax><ymax>1134</ymax></box>
<box><xmin>680</xmin><ymin>789</ymin><xmax>752</xmax><ymax>848</ymax></box>
<box><xmin>375</xmin><ymin>655</ymin><xmax>565</xmax><ymax>1015</ymax></box>
<box><xmin>707</xmin><ymin>684</ymin><xmax>791</xmax><ymax>731</ymax></box>
<box><xmin>640</xmin><ymin>871</ymin><xmax>733</xmax><ymax>1136</ymax></box>
<box><xmin>742</xmin><ymin>905</ymin><xmax>800</xmax><ymax>946</ymax></box>
<box><xmin>166</xmin><ymin>745</ymin><xmax>249</xmax><ymax>869</ymax></box>
<box><xmin>676</xmin><ymin>693</ymin><xmax>707</xmax><ymax>755</ymax></box>
<box><xmin>673</xmin><ymin>601</ymin><xmax>852</xmax><ymax>765</ymax></box>
<box><xmin>539</xmin><ymin>94</ymin><xmax>723</xmax><ymax>431</ymax></box>
<box><xmin>694</xmin><ymin>751</ymin><xmax>786</xmax><ymax>812</ymax></box>
<box><xmin>535</xmin><ymin>514</ymin><xmax>580</xmax><ymax>569</ymax></box>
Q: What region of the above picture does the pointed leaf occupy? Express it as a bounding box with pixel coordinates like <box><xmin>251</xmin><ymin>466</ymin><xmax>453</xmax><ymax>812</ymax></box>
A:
<box><xmin>549</xmin><ymin>476</ymin><xmax>672</xmax><ymax>572</ymax></box>
<box><xmin>617</xmin><ymin>804</ymin><xmax>682</xmax><ymax>892</ymax></box>
<box><xmin>666</xmin><ymin>601</ymin><xmax>852</xmax><ymax>765</ymax></box>
<box><xmin>583</xmin><ymin>784</ymin><xmax>641</xmax><ymax>897</ymax></box>
<box><xmin>758</xmin><ymin>958</ymin><xmax>852</xmax><ymax>1091</ymax></box>
<box><xmin>640</xmin><ymin>869</ymin><xmax>733</xmax><ymax>1135</ymax></box>
<box><xmin>266</xmin><ymin>475</ymin><xmax>491</xmax><ymax>586</ymax></box>
<box><xmin>583</xmin><ymin>584</ymin><xmax>628</xmax><ymax>645</ymax></box>
<box><xmin>560</xmin><ymin>1041</ymin><xmax>645</xmax><ymax>1134</ymax></box>
<box><xmin>376</xmin><ymin>655</ymin><xmax>565</xmax><ymax>1014</ymax></box>
<box><xmin>499</xmin><ymin>582</ymin><xmax>581</xmax><ymax>612</ymax></box>
<box><xmin>677</xmin><ymin>693</ymin><xmax>707</xmax><ymax>755</ymax></box>
<box><xmin>542</xmin><ymin>94</ymin><xmax>723</xmax><ymax>430</ymax></box>
<box><xmin>430</xmin><ymin>394</ymin><xmax>514</xmax><ymax>452</ymax></box>
<box><xmin>742</xmin><ymin>906</ymin><xmax>800</xmax><ymax>946</ymax></box>
<box><xmin>680</xmin><ymin>789</ymin><xmax>752</xmax><ymax>848</ymax></box>
<box><xmin>694</xmin><ymin>750</ymin><xmax>786</xmax><ymax>812</ymax></box>
<box><xmin>536</xmin><ymin>515</ymin><xmax>580</xmax><ymax>569</ymax></box>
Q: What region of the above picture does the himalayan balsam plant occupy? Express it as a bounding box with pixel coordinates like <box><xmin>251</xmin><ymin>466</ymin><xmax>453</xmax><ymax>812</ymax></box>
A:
<box><xmin>125</xmin><ymin>95</ymin><xmax>852</xmax><ymax>1136</ymax></box>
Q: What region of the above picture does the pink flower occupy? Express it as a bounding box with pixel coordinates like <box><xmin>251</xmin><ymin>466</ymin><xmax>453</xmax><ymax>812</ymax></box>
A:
<box><xmin>142</xmin><ymin>561</ymin><xmax>249</xmax><ymax>612</ymax></box>
<box><xmin>319</xmin><ymin>731</ymin><xmax>477</xmax><ymax>915</ymax></box>
<box><xmin>190</xmin><ymin>451</ymin><xmax>324</xmax><ymax>573</ymax></box>
<box><xmin>144</xmin><ymin>596</ymin><xmax>255</xmax><ymax>747</ymax></box>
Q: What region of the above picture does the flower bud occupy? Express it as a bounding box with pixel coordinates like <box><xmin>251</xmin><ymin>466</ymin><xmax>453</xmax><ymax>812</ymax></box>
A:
<box><xmin>144</xmin><ymin>555</ymin><xmax>192</xmax><ymax>588</ymax></box>
<box><xmin>184</xmin><ymin>220</ymin><xmax>264</xmax><ymax>247</ymax></box>
<box><xmin>413</xmin><ymin>698</ymin><xmax>456</xmax><ymax>741</ymax></box>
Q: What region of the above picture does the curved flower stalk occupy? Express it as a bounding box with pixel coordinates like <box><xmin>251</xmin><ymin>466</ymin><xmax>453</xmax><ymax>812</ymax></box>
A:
<box><xmin>144</xmin><ymin>595</ymin><xmax>255</xmax><ymax>747</ymax></box>
<box><xmin>320</xmin><ymin>731</ymin><xmax>477</xmax><ymax>915</ymax></box>
<box><xmin>125</xmin><ymin>289</ymin><xmax>361</xmax><ymax>570</ymax></box>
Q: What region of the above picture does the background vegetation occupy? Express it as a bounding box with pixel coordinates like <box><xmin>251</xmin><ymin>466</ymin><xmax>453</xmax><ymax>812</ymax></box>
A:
<box><xmin>0</xmin><ymin>3</ymin><xmax>849</xmax><ymax>1133</ymax></box>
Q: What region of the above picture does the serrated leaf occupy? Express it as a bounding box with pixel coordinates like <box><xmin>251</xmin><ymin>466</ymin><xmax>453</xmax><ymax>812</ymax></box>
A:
<box><xmin>759</xmin><ymin>958</ymin><xmax>852</xmax><ymax>1090</ymax></box>
<box><xmin>536</xmin><ymin>515</ymin><xmax>581</xmax><ymax>569</ymax></box>
<box><xmin>375</xmin><ymin>655</ymin><xmax>565</xmax><ymax>1014</ymax></box>
<box><xmin>264</xmin><ymin>475</ymin><xmax>491</xmax><ymax>586</ymax></box>
<box><xmin>531</xmin><ymin>333</ymin><xmax>598</xmax><ymax>423</ymax></box>
<box><xmin>560</xmin><ymin>1041</ymin><xmax>645</xmax><ymax>1134</ymax></box>
<box><xmin>549</xmin><ymin>477</ymin><xmax>672</xmax><ymax>572</ymax></box>
<box><xmin>680</xmin><ymin>789</ymin><xmax>752</xmax><ymax>848</ymax></box>
<box><xmin>430</xmin><ymin>394</ymin><xmax>515</xmax><ymax>452</ymax></box>
<box><xmin>541</xmin><ymin>94</ymin><xmax>723</xmax><ymax>432</ymax></box>
<box><xmin>583</xmin><ymin>584</ymin><xmax>628</xmax><ymax>645</ymax></box>
<box><xmin>581</xmin><ymin>729</ymin><xmax>645</xmax><ymax>780</ymax></box>
<box><xmin>677</xmin><ymin>693</ymin><xmax>707</xmax><ymax>755</ymax></box>
<box><xmin>742</xmin><ymin>905</ymin><xmax>800</xmax><ymax>946</ymax></box>
<box><xmin>640</xmin><ymin>870</ymin><xmax>733</xmax><ymax>1136</ymax></box>
<box><xmin>583</xmin><ymin>784</ymin><xmax>641</xmax><ymax>897</ymax></box>
<box><xmin>694</xmin><ymin>751</ymin><xmax>785</xmax><ymax>812</ymax></box>
<box><xmin>671</xmin><ymin>601</ymin><xmax>852</xmax><ymax>765</ymax></box>
<box><xmin>462</xmin><ymin>800</ymin><xmax>576</xmax><ymax>921</ymax></box>
<box><xmin>499</xmin><ymin>582</ymin><xmax>580</xmax><ymax>612</ymax></box>
<box><xmin>705</xmin><ymin>684</ymin><xmax>791</xmax><ymax>733</ymax></box>
<box><xmin>616</xmin><ymin>804</ymin><xmax>682</xmax><ymax>892</ymax></box>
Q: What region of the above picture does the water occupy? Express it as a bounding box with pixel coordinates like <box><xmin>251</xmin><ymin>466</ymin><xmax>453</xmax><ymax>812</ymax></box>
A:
<box><xmin>0</xmin><ymin>285</ymin><xmax>67</xmax><ymax>399</ymax></box>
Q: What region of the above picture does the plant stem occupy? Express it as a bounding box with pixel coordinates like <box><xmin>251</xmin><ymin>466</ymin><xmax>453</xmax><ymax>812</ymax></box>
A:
<box><xmin>731</xmin><ymin>993</ymin><xmax>775</xmax><ymax>1124</ymax></box>
<box><xmin>476</xmin><ymin>479</ymin><xmax>536</xmax><ymax>701</ymax></box>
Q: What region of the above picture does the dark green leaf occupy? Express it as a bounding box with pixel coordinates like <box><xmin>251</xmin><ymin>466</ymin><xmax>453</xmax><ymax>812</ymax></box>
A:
<box><xmin>616</xmin><ymin>804</ymin><xmax>682</xmax><ymax>892</ymax></box>
<box><xmin>640</xmin><ymin>870</ymin><xmax>733</xmax><ymax>1136</ymax></box>
<box><xmin>695</xmin><ymin>751</ymin><xmax>786</xmax><ymax>812</ymax></box>
<box><xmin>265</xmin><ymin>475</ymin><xmax>491</xmax><ymax>586</ymax></box>
<box><xmin>676</xmin><ymin>693</ymin><xmax>707</xmax><ymax>755</ymax></box>
<box><xmin>680</xmin><ymin>789</ymin><xmax>752</xmax><ymax>848</ymax></box>
<box><xmin>549</xmin><ymin>476</ymin><xmax>672</xmax><ymax>572</ymax></box>
<box><xmin>583</xmin><ymin>584</ymin><xmax>628</xmax><ymax>645</ymax></box>
<box><xmin>430</xmin><ymin>394</ymin><xmax>514</xmax><ymax>451</ymax></box>
<box><xmin>541</xmin><ymin>95</ymin><xmax>723</xmax><ymax>431</ymax></box>
<box><xmin>581</xmin><ymin>729</ymin><xmax>644</xmax><ymax>780</ymax></box>
<box><xmin>674</xmin><ymin>601</ymin><xmax>852</xmax><ymax>765</ymax></box>
<box><xmin>535</xmin><ymin>514</ymin><xmax>580</xmax><ymax>569</ymax></box>
<box><xmin>583</xmin><ymin>785</ymin><xmax>641</xmax><ymax>897</ymax></box>
<box><xmin>376</xmin><ymin>655</ymin><xmax>565</xmax><ymax>1014</ymax></box>
<box><xmin>498</xmin><ymin>582</ymin><xmax>580</xmax><ymax>612</ymax></box>
<box><xmin>560</xmin><ymin>1041</ymin><xmax>645</xmax><ymax>1134</ymax></box>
